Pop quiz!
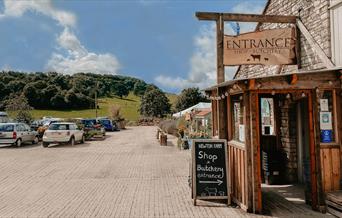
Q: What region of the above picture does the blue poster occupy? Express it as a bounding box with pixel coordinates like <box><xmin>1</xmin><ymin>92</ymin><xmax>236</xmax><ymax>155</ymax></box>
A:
<box><xmin>321</xmin><ymin>130</ymin><xmax>333</xmax><ymax>143</ymax></box>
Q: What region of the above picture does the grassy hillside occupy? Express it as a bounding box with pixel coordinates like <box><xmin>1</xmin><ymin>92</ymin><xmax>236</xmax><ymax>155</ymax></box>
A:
<box><xmin>29</xmin><ymin>93</ymin><xmax>177</xmax><ymax>121</ymax></box>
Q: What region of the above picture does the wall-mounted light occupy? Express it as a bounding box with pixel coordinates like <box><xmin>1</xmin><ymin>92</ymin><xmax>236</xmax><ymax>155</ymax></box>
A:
<box><xmin>286</xmin><ymin>93</ymin><xmax>291</xmax><ymax>99</ymax></box>
<box><xmin>301</xmin><ymin>92</ymin><xmax>306</xmax><ymax>98</ymax></box>
<box><xmin>271</xmin><ymin>90</ymin><xmax>276</xmax><ymax>96</ymax></box>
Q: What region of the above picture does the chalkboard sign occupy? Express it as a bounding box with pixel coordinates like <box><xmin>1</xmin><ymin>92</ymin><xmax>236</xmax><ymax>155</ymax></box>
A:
<box><xmin>192</xmin><ymin>139</ymin><xmax>229</xmax><ymax>205</ymax></box>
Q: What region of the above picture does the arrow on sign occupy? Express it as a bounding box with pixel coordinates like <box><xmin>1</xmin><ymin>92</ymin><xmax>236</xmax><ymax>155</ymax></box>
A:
<box><xmin>199</xmin><ymin>179</ymin><xmax>223</xmax><ymax>186</ymax></box>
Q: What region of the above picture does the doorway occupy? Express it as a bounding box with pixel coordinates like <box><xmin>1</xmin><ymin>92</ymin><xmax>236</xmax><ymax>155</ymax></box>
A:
<box><xmin>260</xmin><ymin>94</ymin><xmax>315</xmax><ymax>216</ymax></box>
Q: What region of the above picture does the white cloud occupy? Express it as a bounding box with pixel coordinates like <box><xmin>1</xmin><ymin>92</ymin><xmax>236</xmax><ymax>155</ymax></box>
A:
<box><xmin>0</xmin><ymin>0</ymin><xmax>121</xmax><ymax>75</ymax></box>
<box><xmin>155</xmin><ymin>1</ymin><xmax>265</xmax><ymax>91</ymax></box>
<box><xmin>47</xmin><ymin>29</ymin><xmax>120</xmax><ymax>74</ymax></box>
<box><xmin>0</xmin><ymin>0</ymin><xmax>76</xmax><ymax>27</ymax></box>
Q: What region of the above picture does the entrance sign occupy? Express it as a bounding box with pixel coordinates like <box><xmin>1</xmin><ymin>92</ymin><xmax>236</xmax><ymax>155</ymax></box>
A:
<box><xmin>224</xmin><ymin>28</ymin><xmax>297</xmax><ymax>65</ymax></box>
<box><xmin>192</xmin><ymin>139</ymin><xmax>229</xmax><ymax>205</ymax></box>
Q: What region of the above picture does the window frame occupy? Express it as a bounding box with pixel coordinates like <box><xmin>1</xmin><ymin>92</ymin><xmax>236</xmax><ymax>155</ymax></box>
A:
<box><xmin>319</xmin><ymin>89</ymin><xmax>339</xmax><ymax>145</ymax></box>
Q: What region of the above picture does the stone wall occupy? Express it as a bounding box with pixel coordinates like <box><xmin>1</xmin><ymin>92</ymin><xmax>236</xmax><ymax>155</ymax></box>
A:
<box><xmin>235</xmin><ymin>0</ymin><xmax>331</xmax><ymax>79</ymax></box>
<box><xmin>279</xmin><ymin>98</ymin><xmax>298</xmax><ymax>183</ymax></box>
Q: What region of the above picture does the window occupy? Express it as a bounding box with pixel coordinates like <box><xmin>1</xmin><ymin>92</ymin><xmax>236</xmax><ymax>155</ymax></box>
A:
<box><xmin>232</xmin><ymin>95</ymin><xmax>245</xmax><ymax>142</ymax></box>
<box><xmin>69</xmin><ymin>124</ymin><xmax>76</xmax><ymax>130</ymax></box>
<box><xmin>49</xmin><ymin>124</ymin><xmax>69</xmax><ymax>130</ymax></box>
<box><xmin>330</xmin><ymin>0</ymin><xmax>342</xmax><ymax>66</ymax></box>
<box><xmin>0</xmin><ymin>124</ymin><xmax>14</xmax><ymax>132</ymax></box>
<box><xmin>19</xmin><ymin>124</ymin><xmax>27</xmax><ymax>132</ymax></box>
<box><xmin>260</xmin><ymin>98</ymin><xmax>275</xmax><ymax>136</ymax></box>
<box><xmin>319</xmin><ymin>90</ymin><xmax>337</xmax><ymax>143</ymax></box>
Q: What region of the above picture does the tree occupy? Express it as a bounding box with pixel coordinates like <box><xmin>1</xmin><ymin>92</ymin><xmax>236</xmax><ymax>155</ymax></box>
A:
<box><xmin>113</xmin><ymin>82</ymin><xmax>129</xmax><ymax>98</ymax></box>
<box><xmin>133</xmin><ymin>80</ymin><xmax>147</xmax><ymax>96</ymax></box>
<box><xmin>175</xmin><ymin>87</ymin><xmax>208</xmax><ymax>111</ymax></box>
<box><xmin>139</xmin><ymin>89</ymin><xmax>171</xmax><ymax>118</ymax></box>
<box><xmin>5</xmin><ymin>94</ymin><xmax>33</xmax><ymax>124</ymax></box>
<box><xmin>50</xmin><ymin>91</ymin><xmax>67</xmax><ymax>109</ymax></box>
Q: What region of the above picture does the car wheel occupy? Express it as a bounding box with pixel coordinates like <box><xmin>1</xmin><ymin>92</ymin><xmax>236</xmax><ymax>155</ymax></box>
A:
<box><xmin>81</xmin><ymin>135</ymin><xmax>85</xmax><ymax>144</ymax></box>
<box><xmin>42</xmin><ymin>142</ymin><xmax>49</xmax><ymax>148</ymax></box>
<box><xmin>70</xmin><ymin>137</ymin><xmax>75</xmax><ymax>146</ymax></box>
<box><xmin>16</xmin><ymin>138</ymin><xmax>22</xmax><ymax>147</ymax></box>
<box><xmin>32</xmin><ymin>136</ymin><xmax>39</xmax><ymax>144</ymax></box>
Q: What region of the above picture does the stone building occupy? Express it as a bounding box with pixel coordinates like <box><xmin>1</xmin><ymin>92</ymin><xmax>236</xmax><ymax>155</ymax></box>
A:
<box><xmin>203</xmin><ymin>0</ymin><xmax>342</xmax><ymax>215</ymax></box>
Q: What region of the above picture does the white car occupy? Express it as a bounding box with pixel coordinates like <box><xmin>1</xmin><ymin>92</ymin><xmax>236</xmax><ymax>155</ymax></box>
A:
<box><xmin>0</xmin><ymin>112</ymin><xmax>9</xmax><ymax>123</ymax></box>
<box><xmin>42</xmin><ymin>122</ymin><xmax>85</xmax><ymax>147</ymax></box>
<box><xmin>0</xmin><ymin>123</ymin><xmax>39</xmax><ymax>147</ymax></box>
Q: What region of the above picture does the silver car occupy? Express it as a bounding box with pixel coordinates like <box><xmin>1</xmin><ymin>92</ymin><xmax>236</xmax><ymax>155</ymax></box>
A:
<box><xmin>0</xmin><ymin>123</ymin><xmax>39</xmax><ymax>147</ymax></box>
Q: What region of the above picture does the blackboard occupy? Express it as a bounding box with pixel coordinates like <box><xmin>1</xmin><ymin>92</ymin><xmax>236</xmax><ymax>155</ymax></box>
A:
<box><xmin>192</xmin><ymin>139</ymin><xmax>229</xmax><ymax>205</ymax></box>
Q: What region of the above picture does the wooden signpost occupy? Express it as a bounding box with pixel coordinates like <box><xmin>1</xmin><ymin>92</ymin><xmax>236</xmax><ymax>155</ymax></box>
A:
<box><xmin>192</xmin><ymin>139</ymin><xmax>229</xmax><ymax>205</ymax></box>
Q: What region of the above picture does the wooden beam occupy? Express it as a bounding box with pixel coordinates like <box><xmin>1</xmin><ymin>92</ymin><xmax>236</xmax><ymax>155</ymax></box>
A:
<box><xmin>218</xmin><ymin>88</ymin><xmax>228</xmax><ymax>139</ymax></box>
<box><xmin>217</xmin><ymin>15</ymin><xmax>224</xmax><ymax>84</ymax></box>
<box><xmin>249</xmin><ymin>79</ymin><xmax>255</xmax><ymax>90</ymax></box>
<box><xmin>243</xmin><ymin>91</ymin><xmax>253</xmax><ymax>211</ymax></box>
<box><xmin>196</xmin><ymin>12</ymin><xmax>297</xmax><ymax>23</ymax></box>
<box><xmin>296</xmin><ymin>19</ymin><xmax>335</xmax><ymax>68</ymax></box>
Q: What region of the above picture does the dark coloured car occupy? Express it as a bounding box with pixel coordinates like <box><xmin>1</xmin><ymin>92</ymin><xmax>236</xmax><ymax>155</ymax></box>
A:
<box><xmin>80</xmin><ymin>119</ymin><xmax>105</xmax><ymax>139</ymax></box>
<box><xmin>98</xmin><ymin>119</ymin><xmax>118</xmax><ymax>131</ymax></box>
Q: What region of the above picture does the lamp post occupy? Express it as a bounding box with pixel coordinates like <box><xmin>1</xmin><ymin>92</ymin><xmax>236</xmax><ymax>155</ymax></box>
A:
<box><xmin>95</xmin><ymin>82</ymin><xmax>99</xmax><ymax>119</ymax></box>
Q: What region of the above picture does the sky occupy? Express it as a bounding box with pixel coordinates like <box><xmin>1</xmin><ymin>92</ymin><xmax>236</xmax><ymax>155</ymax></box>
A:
<box><xmin>0</xmin><ymin>0</ymin><xmax>266</xmax><ymax>93</ymax></box>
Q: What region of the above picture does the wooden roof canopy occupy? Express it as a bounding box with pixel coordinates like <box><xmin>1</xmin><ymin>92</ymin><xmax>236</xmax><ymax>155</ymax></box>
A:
<box><xmin>195</xmin><ymin>12</ymin><xmax>297</xmax><ymax>23</ymax></box>
<box><xmin>203</xmin><ymin>68</ymin><xmax>342</xmax><ymax>93</ymax></box>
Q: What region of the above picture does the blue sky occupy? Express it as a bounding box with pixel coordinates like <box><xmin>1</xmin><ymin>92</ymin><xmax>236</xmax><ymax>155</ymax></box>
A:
<box><xmin>0</xmin><ymin>0</ymin><xmax>266</xmax><ymax>93</ymax></box>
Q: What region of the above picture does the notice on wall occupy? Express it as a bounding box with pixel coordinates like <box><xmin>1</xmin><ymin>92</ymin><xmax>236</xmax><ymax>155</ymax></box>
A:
<box><xmin>320</xmin><ymin>99</ymin><xmax>329</xmax><ymax>112</ymax></box>
<box><xmin>192</xmin><ymin>139</ymin><xmax>228</xmax><ymax>205</ymax></box>
<box><xmin>320</xmin><ymin>112</ymin><xmax>332</xmax><ymax>130</ymax></box>
<box><xmin>223</xmin><ymin>28</ymin><xmax>297</xmax><ymax>66</ymax></box>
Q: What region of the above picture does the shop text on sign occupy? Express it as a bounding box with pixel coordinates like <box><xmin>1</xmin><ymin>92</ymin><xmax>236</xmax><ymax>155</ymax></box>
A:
<box><xmin>224</xmin><ymin>28</ymin><xmax>297</xmax><ymax>65</ymax></box>
<box><xmin>192</xmin><ymin>139</ymin><xmax>228</xmax><ymax>205</ymax></box>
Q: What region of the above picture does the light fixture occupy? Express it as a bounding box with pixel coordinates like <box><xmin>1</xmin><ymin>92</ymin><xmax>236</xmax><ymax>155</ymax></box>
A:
<box><xmin>225</xmin><ymin>92</ymin><xmax>228</xmax><ymax>96</ymax></box>
<box><xmin>239</xmin><ymin>95</ymin><xmax>243</xmax><ymax>100</ymax></box>
<box><xmin>221</xmin><ymin>94</ymin><xmax>225</xmax><ymax>98</ymax></box>
<box><xmin>271</xmin><ymin>90</ymin><xmax>276</xmax><ymax>96</ymax></box>
<box><xmin>301</xmin><ymin>92</ymin><xmax>306</xmax><ymax>97</ymax></box>
<box><xmin>286</xmin><ymin>93</ymin><xmax>291</xmax><ymax>99</ymax></box>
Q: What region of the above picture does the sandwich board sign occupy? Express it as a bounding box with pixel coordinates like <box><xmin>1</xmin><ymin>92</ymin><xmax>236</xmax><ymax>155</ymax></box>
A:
<box><xmin>191</xmin><ymin>139</ymin><xmax>229</xmax><ymax>205</ymax></box>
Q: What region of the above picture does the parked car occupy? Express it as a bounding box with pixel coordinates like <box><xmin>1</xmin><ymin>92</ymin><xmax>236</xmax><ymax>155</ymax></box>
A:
<box><xmin>38</xmin><ymin>118</ymin><xmax>63</xmax><ymax>138</ymax></box>
<box><xmin>30</xmin><ymin>120</ymin><xmax>43</xmax><ymax>131</ymax></box>
<box><xmin>42</xmin><ymin>122</ymin><xmax>85</xmax><ymax>147</ymax></box>
<box><xmin>98</xmin><ymin>118</ymin><xmax>119</xmax><ymax>131</ymax></box>
<box><xmin>0</xmin><ymin>112</ymin><xmax>9</xmax><ymax>123</ymax></box>
<box><xmin>0</xmin><ymin>123</ymin><xmax>39</xmax><ymax>147</ymax></box>
<box><xmin>79</xmin><ymin>119</ymin><xmax>105</xmax><ymax>139</ymax></box>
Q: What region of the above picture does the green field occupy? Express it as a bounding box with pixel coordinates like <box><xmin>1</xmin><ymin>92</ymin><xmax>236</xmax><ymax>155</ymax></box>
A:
<box><xmin>29</xmin><ymin>93</ymin><xmax>177</xmax><ymax>121</ymax></box>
